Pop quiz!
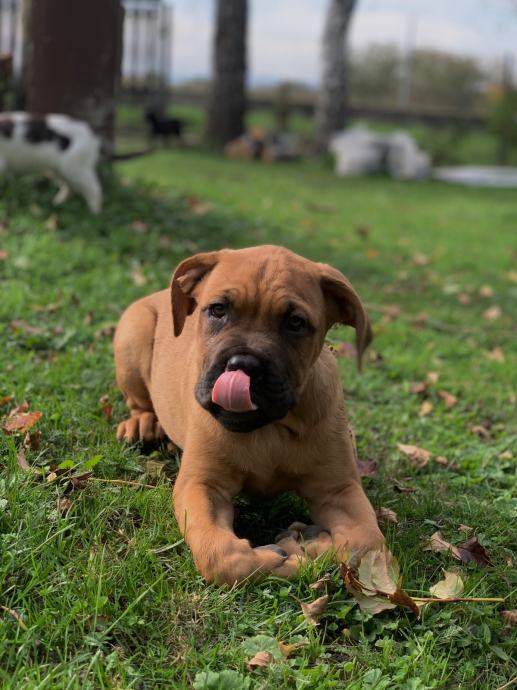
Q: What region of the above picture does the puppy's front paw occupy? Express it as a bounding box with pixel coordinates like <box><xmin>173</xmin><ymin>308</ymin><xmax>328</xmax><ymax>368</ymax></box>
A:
<box><xmin>116</xmin><ymin>411</ymin><xmax>165</xmax><ymax>443</ymax></box>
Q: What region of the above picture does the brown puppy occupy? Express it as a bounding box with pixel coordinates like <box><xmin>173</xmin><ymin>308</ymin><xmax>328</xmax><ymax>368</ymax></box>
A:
<box><xmin>114</xmin><ymin>245</ymin><xmax>384</xmax><ymax>584</ymax></box>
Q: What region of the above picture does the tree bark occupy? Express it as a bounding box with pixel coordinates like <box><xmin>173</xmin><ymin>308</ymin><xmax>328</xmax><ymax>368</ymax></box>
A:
<box><xmin>315</xmin><ymin>0</ymin><xmax>357</xmax><ymax>153</ymax></box>
<box><xmin>24</xmin><ymin>0</ymin><xmax>123</xmax><ymax>150</ymax></box>
<box><xmin>206</xmin><ymin>0</ymin><xmax>248</xmax><ymax>147</ymax></box>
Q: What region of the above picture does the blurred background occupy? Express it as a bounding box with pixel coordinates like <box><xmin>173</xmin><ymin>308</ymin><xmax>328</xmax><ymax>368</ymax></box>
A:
<box><xmin>1</xmin><ymin>0</ymin><xmax>516</xmax><ymax>168</ymax></box>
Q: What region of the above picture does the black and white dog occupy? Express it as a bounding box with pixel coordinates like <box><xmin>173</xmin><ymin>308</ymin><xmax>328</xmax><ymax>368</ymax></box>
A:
<box><xmin>0</xmin><ymin>112</ymin><xmax>102</xmax><ymax>213</ymax></box>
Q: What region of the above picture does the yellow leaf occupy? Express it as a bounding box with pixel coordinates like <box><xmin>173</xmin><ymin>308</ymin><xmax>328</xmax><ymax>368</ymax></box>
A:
<box><xmin>429</xmin><ymin>571</ymin><xmax>464</xmax><ymax>599</ymax></box>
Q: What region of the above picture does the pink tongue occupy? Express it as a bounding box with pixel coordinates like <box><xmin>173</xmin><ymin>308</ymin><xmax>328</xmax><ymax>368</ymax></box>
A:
<box><xmin>211</xmin><ymin>370</ymin><xmax>258</xmax><ymax>413</ymax></box>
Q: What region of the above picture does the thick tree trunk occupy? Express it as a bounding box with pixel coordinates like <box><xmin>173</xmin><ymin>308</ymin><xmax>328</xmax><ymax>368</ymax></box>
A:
<box><xmin>24</xmin><ymin>0</ymin><xmax>123</xmax><ymax>150</ymax></box>
<box><xmin>315</xmin><ymin>0</ymin><xmax>356</xmax><ymax>153</ymax></box>
<box><xmin>206</xmin><ymin>0</ymin><xmax>248</xmax><ymax>147</ymax></box>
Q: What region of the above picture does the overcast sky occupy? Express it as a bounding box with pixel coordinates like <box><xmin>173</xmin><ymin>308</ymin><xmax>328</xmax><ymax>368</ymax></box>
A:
<box><xmin>168</xmin><ymin>0</ymin><xmax>517</xmax><ymax>85</ymax></box>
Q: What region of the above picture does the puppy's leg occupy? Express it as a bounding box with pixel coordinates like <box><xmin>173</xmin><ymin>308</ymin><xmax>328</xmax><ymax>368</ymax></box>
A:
<box><xmin>174</xmin><ymin>456</ymin><xmax>301</xmax><ymax>585</ymax></box>
<box><xmin>114</xmin><ymin>299</ymin><xmax>164</xmax><ymax>443</ymax></box>
<box><xmin>300</xmin><ymin>476</ymin><xmax>385</xmax><ymax>564</ymax></box>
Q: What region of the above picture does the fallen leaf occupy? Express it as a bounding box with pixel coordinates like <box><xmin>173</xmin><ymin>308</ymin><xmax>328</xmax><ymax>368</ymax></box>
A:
<box><xmin>419</xmin><ymin>401</ymin><xmax>434</xmax><ymax>417</ymax></box>
<box><xmin>45</xmin><ymin>214</ymin><xmax>58</xmax><ymax>231</ymax></box>
<box><xmin>397</xmin><ymin>443</ymin><xmax>432</xmax><ymax>468</ymax></box>
<box><xmin>478</xmin><ymin>285</ymin><xmax>494</xmax><ymax>297</ymax></box>
<box><xmin>376</xmin><ymin>507</ymin><xmax>398</xmax><ymax>524</ymax></box>
<box><xmin>99</xmin><ymin>394</ymin><xmax>113</xmax><ymax>422</ymax></box>
<box><xmin>68</xmin><ymin>472</ymin><xmax>93</xmax><ymax>492</ymax></box>
<box><xmin>471</xmin><ymin>424</ymin><xmax>490</xmax><ymax>440</ymax></box>
<box><xmin>341</xmin><ymin>549</ymin><xmax>419</xmax><ymax>616</ymax></box>
<box><xmin>3</xmin><ymin>407</ymin><xmax>42</xmax><ymax>435</ymax></box>
<box><xmin>485</xmin><ymin>347</ymin><xmax>505</xmax><ymax>363</ymax></box>
<box><xmin>9</xmin><ymin>320</ymin><xmax>44</xmax><ymax>337</ymax></box>
<box><xmin>429</xmin><ymin>571</ymin><xmax>464</xmax><ymax>599</ymax></box>
<box><xmin>424</xmin><ymin>531</ymin><xmax>492</xmax><ymax>567</ymax></box>
<box><xmin>368</xmin><ymin>350</ymin><xmax>383</xmax><ymax>365</ymax></box>
<box><xmin>336</xmin><ymin>342</ymin><xmax>357</xmax><ymax>359</ymax></box>
<box><xmin>33</xmin><ymin>301</ymin><xmax>63</xmax><ymax>313</ymax></box>
<box><xmin>301</xmin><ymin>595</ymin><xmax>329</xmax><ymax>625</ymax></box>
<box><xmin>410</xmin><ymin>381</ymin><xmax>428</xmax><ymax>395</ymax></box>
<box><xmin>131</xmin><ymin>268</ymin><xmax>147</xmax><ymax>286</ymax></box>
<box><xmin>16</xmin><ymin>448</ymin><xmax>30</xmax><ymax>471</ymax></box>
<box><xmin>309</xmin><ymin>574</ymin><xmax>333</xmax><ymax>590</ymax></box>
<box><xmin>483</xmin><ymin>306</ymin><xmax>502</xmax><ymax>321</ymax></box>
<box><xmin>438</xmin><ymin>390</ymin><xmax>457</xmax><ymax>409</ymax></box>
<box><xmin>435</xmin><ymin>456</ymin><xmax>448</xmax><ymax>465</ymax></box>
<box><xmin>356</xmin><ymin>225</ymin><xmax>370</xmax><ymax>240</ymax></box>
<box><xmin>507</xmin><ymin>271</ymin><xmax>517</xmax><ymax>283</ymax></box>
<box><xmin>278</xmin><ymin>641</ymin><xmax>306</xmax><ymax>658</ymax></box>
<box><xmin>0</xmin><ymin>249</ymin><xmax>8</xmax><ymax>261</ymax></box>
<box><xmin>57</xmin><ymin>497</ymin><xmax>73</xmax><ymax>513</ymax></box>
<box><xmin>411</xmin><ymin>253</ymin><xmax>430</xmax><ymax>266</ymax></box>
<box><xmin>426</xmin><ymin>371</ymin><xmax>440</xmax><ymax>384</ymax></box>
<box><xmin>356</xmin><ymin>458</ymin><xmax>378</xmax><ymax>477</ymax></box>
<box><xmin>144</xmin><ymin>459</ymin><xmax>167</xmax><ymax>479</ymax></box>
<box><xmin>457</xmin><ymin>292</ymin><xmax>471</xmax><ymax>305</ymax></box>
<box><xmin>366</xmin><ymin>247</ymin><xmax>379</xmax><ymax>259</ymax></box>
<box><xmin>186</xmin><ymin>195</ymin><xmax>213</xmax><ymax>216</ymax></box>
<box><xmin>130</xmin><ymin>220</ymin><xmax>148</xmax><ymax>234</ymax></box>
<box><xmin>94</xmin><ymin>323</ymin><xmax>117</xmax><ymax>340</ymax></box>
<box><xmin>501</xmin><ymin>610</ymin><xmax>517</xmax><ymax>627</ymax></box>
<box><xmin>247</xmin><ymin>650</ymin><xmax>273</xmax><ymax>670</ymax></box>
<box><xmin>393</xmin><ymin>480</ymin><xmax>416</xmax><ymax>494</ymax></box>
<box><xmin>498</xmin><ymin>450</ymin><xmax>513</xmax><ymax>460</ymax></box>
<box><xmin>457</xmin><ymin>537</ymin><xmax>492</xmax><ymax>567</ymax></box>
<box><xmin>0</xmin><ymin>605</ymin><xmax>27</xmax><ymax>631</ymax></box>
<box><xmin>0</xmin><ymin>395</ymin><xmax>13</xmax><ymax>408</ymax></box>
<box><xmin>457</xmin><ymin>524</ymin><xmax>473</xmax><ymax>533</ymax></box>
<box><xmin>83</xmin><ymin>310</ymin><xmax>94</xmax><ymax>326</ymax></box>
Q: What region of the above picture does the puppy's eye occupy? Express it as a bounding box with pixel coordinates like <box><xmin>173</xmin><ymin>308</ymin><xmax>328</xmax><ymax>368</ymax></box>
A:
<box><xmin>208</xmin><ymin>303</ymin><xmax>227</xmax><ymax>319</ymax></box>
<box><xmin>285</xmin><ymin>313</ymin><xmax>308</xmax><ymax>333</ymax></box>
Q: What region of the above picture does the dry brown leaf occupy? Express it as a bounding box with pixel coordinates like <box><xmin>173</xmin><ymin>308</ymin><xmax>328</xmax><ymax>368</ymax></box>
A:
<box><xmin>438</xmin><ymin>390</ymin><xmax>457</xmax><ymax>409</ymax></box>
<box><xmin>0</xmin><ymin>249</ymin><xmax>8</xmax><ymax>261</ymax></box>
<box><xmin>0</xmin><ymin>394</ymin><xmax>13</xmax><ymax>408</ymax></box>
<box><xmin>457</xmin><ymin>524</ymin><xmax>474</xmax><ymax>533</ymax></box>
<box><xmin>424</xmin><ymin>531</ymin><xmax>492</xmax><ymax>567</ymax></box>
<box><xmin>435</xmin><ymin>456</ymin><xmax>449</xmax><ymax>465</ymax></box>
<box><xmin>301</xmin><ymin>595</ymin><xmax>329</xmax><ymax>625</ymax></box>
<box><xmin>83</xmin><ymin>310</ymin><xmax>94</xmax><ymax>326</ymax></box>
<box><xmin>57</xmin><ymin>497</ymin><xmax>73</xmax><ymax>513</ymax></box>
<box><xmin>501</xmin><ymin>610</ymin><xmax>517</xmax><ymax>627</ymax></box>
<box><xmin>498</xmin><ymin>450</ymin><xmax>513</xmax><ymax>460</ymax></box>
<box><xmin>3</xmin><ymin>408</ymin><xmax>42</xmax><ymax>435</ymax></box>
<box><xmin>507</xmin><ymin>271</ymin><xmax>517</xmax><ymax>283</ymax></box>
<box><xmin>46</xmin><ymin>214</ymin><xmax>58</xmax><ymax>231</ymax></box>
<box><xmin>16</xmin><ymin>448</ymin><xmax>30</xmax><ymax>471</ymax></box>
<box><xmin>131</xmin><ymin>268</ymin><xmax>147</xmax><ymax>286</ymax></box>
<box><xmin>419</xmin><ymin>401</ymin><xmax>434</xmax><ymax>417</ymax></box>
<box><xmin>366</xmin><ymin>247</ymin><xmax>379</xmax><ymax>259</ymax></box>
<box><xmin>426</xmin><ymin>371</ymin><xmax>440</xmax><ymax>384</ymax></box>
<box><xmin>23</xmin><ymin>430</ymin><xmax>41</xmax><ymax>450</ymax></box>
<box><xmin>341</xmin><ymin>549</ymin><xmax>419</xmax><ymax>616</ymax></box>
<box><xmin>278</xmin><ymin>641</ymin><xmax>306</xmax><ymax>658</ymax></box>
<box><xmin>376</xmin><ymin>506</ymin><xmax>398</xmax><ymax>524</ymax></box>
<box><xmin>397</xmin><ymin>443</ymin><xmax>432</xmax><ymax>468</ymax></box>
<box><xmin>309</xmin><ymin>574</ymin><xmax>333</xmax><ymax>591</ymax></box>
<box><xmin>130</xmin><ymin>220</ymin><xmax>148</xmax><ymax>234</ymax></box>
<box><xmin>410</xmin><ymin>381</ymin><xmax>428</xmax><ymax>395</ymax></box>
<box><xmin>356</xmin><ymin>458</ymin><xmax>378</xmax><ymax>477</ymax></box>
<box><xmin>457</xmin><ymin>292</ymin><xmax>471</xmax><ymax>305</ymax></box>
<box><xmin>186</xmin><ymin>195</ymin><xmax>213</xmax><ymax>216</ymax></box>
<box><xmin>68</xmin><ymin>472</ymin><xmax>93</xmax><ymax>492</ymax></box>
<box><xmin>483</xmin><ymin>306</ymin><xmax>502</xmax><ymax>321</ymax></box>
<box><xmin>429</xmin><ymin>571</ymin><xmax>464</xmax><ymax>599</ymax></box>
<box><xmin>393</xmin><ymin>480</ymin><xmax>416</xmax><ymax>494</ymax></box>
<box><xmin>412</xmin><ymin>253</ymin><xmax>430</xmax><ymax>266</ymax></box>
<box><xmin>247</xmin><ymin>650</ymin><xmax>273</xmax><ymax>670</ymax></box>
<box><xmin>478</xmin><ymin>285</ymin><xmax>494</xmax><ymax>298</ymax></box>
<box><xmin>9</xmin><ymin>320</ymin><xmax>44</xmax><ymax>337</ymax></box>
<box><xmin>471</xmin><ymin>424</ymin><xmax>491</xmax><ymax>440</ymax></box>
<box><xmin>485</xmin><ymin>347</ymin><xmax>505</xmax><ymax>363</ymax></box>
<box><xmin>99</xmin><ymin>394</ymin><xmax>113</xmax><ymax>422</ymax></box>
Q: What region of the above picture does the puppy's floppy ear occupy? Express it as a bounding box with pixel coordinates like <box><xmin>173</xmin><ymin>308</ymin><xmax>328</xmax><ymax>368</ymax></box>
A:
<box><xmin>318</xmin><ymin>263</ymin><xmax>372</xmax><ymax>367</ymax></box>
<box><xmin>171</xmin><ymin>251</ymin><xmax>221</xmax><ymax>337</ymax></box>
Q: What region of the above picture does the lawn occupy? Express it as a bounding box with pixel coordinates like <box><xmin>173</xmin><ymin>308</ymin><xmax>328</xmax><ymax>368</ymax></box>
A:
<box><xmin>0</xmin><ymin>150</ymin><xmax>516</xmax><ymax>689</ymax></box>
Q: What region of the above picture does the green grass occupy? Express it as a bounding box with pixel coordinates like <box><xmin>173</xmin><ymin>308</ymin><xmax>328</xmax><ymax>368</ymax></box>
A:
<box><xmin>1</xmin><ymin>151</ymin><xmax>516</xmax><ymax>689</ymax></box>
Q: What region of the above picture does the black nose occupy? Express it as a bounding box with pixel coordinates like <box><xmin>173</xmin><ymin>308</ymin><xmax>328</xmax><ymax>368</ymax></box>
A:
<box><xmin>226</xmin><ymin>354</ymin><xmax>261</xmax><ymax>377</ymax></box>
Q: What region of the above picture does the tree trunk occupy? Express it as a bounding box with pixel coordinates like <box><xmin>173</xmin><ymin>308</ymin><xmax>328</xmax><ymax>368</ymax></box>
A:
<box><xmin>206</xmin><ymin>0</ymin><xmax>248</xmax><ymax>147</ymax></box>
<box><xmin>24</xmin><ymin>0</ymin><xmax>123</xmax><ymax>151</ymax></box>
<box><xmin>314</xmin><ymin>0</ymin><xmax>356</xmax><ymax>153</ymax></box>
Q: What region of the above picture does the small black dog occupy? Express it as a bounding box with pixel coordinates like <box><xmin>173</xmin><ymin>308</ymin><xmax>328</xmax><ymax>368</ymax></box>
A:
<box><xmin>145</xmin><ymin>109</ymin><xmax>185</xmax><ymax>143</ymax></box>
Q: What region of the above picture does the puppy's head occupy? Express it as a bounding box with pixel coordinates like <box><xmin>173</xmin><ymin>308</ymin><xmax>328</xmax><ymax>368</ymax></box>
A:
<box><xmin>171</xmin><ymin>246</ymin><xmax>371</xmax><ymax>433</ymax></box>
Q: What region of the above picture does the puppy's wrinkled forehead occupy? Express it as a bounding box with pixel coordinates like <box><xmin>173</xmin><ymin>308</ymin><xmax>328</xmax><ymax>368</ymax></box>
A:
<box><xmin>200</xmin><ymin>249</ymin><xmax>323</xmax><ymax>318</ymax></box>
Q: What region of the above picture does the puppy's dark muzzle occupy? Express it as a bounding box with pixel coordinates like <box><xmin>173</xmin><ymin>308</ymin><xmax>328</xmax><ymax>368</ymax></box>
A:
<box><xmin>195</xmin><ymin>347</ymin><xmax>296</xmax><ymax>432</ymax></box>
